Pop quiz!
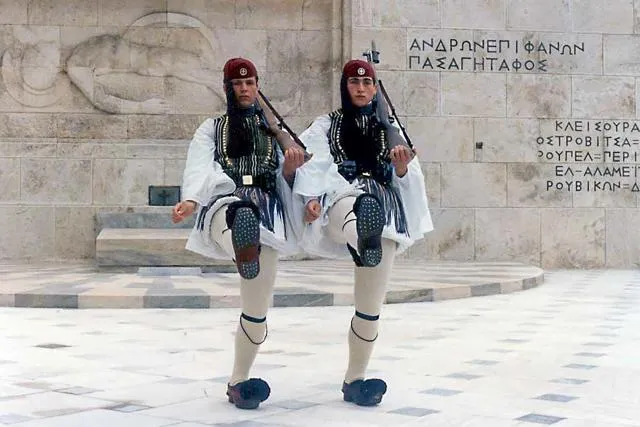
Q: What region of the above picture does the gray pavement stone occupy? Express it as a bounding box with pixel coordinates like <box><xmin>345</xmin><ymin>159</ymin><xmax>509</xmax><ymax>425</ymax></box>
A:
<box><xmin>0</xmin><ymin>269</ymin><xmax>638</xmax><ymax>426</ymax></box>
<box><xmin>0</xmin><ymin>261</ymin><xmax>543</xmax><ymax>309</ymax></box>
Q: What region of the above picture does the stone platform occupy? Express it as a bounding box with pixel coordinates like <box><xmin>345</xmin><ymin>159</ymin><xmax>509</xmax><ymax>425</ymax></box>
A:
<box><xmin>0</xmin><ymin>261</ymin><xmax>543</xmax><ymax>309</ymax></box>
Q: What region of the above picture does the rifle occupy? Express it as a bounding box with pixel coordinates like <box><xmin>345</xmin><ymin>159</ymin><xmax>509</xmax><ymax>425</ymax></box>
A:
<box><xmin>257</xmin><ymin>90</ymin><xmax>312</xmax><ymax>162</ymax></box>
<box><xmin>362</xmin><ymin>41</ymin><xmax>415</xmax><ymax>157</ymax></box>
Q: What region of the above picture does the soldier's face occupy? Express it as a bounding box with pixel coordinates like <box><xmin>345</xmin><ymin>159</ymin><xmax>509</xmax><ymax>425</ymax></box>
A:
<box><xmin>231</xmin><ymin>77</ymin><xmax>258</xmax><ymax>108</ymax></box>
<box><xmin>347</xmin><ymin>77</ymin><xmax>376</xmax><ymax>107</ymax></box>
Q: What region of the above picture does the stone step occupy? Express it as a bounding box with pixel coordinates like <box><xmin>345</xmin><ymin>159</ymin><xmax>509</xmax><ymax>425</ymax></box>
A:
<box><xmin>0</xmin><ymin>261</ymin><xmax>545</xmax><ymax>309</ymax></box>
<box><xmin>96</xmin><ymin>228</ymin><xmax>235</xmax><ymax>269</ymax></box>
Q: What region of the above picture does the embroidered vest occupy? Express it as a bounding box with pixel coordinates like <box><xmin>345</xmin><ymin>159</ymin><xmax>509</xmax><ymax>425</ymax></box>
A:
<box><xmin>327</xmin><ymin>109</ymin><xmax>393</xmax><ymax>185</ymax></box>
<box><xmin>212</xmin><ymin>114</ymin><xmax>279</xmax><ymax>191</ymax></box>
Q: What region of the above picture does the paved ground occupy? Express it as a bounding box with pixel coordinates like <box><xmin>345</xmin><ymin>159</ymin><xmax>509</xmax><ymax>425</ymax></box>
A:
<box><xmin>0</xmin><ymin>269</ymin><xmax>638</xmax><ymax>426</ymax></box>
<box><xmin>0</xmin><ymin>261</ymin><xmax>542</xmax><ymax>309</ymax></box>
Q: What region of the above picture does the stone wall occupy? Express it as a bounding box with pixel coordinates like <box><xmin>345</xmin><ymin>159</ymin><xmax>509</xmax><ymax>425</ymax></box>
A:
<box><xmin>2</xmin><ymin>0</ymin><xmax>640</xmax><ymax>268</ymax></box>
<box><xmin>0</xmin><ymin>0</ymin><xmax>340</xmax><ymax>262</ymax></box>
<box><xmin>349</xmin><ymin>0</ymin><xmax>640</xmax><ymax>268</ymax></box>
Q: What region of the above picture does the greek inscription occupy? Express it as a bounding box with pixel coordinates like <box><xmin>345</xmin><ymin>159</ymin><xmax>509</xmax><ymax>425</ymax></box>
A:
<box><xmin>535</xmin><ymin>119</ymin><xmax>640</xmax><ymax>193</ymax></box>
<box><xmin>408</xmin><ymin>37</ymin><xmax>586</xmax><ymax>73</ymax></box>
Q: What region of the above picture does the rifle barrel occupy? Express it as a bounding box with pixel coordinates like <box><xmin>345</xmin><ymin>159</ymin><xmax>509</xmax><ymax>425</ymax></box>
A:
<box><xmin>258</xmin><ymin>90</ymin><xmax>307</xmax><ymax>150</ymax></box>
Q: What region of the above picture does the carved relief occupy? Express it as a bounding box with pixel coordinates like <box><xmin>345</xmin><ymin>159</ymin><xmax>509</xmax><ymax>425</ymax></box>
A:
<box><xmin>1</xmin><ymin>13</ymin><xmax>225</xmax><ymax>114</ymax></box>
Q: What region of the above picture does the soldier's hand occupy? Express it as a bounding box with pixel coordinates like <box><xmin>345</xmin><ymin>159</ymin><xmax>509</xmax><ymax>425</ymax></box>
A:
<box><xmin>304</xmin><ymin>199</ymin><xmax>321</xmax><ymax>223</ymax></box>
<box><xmin>390</xmin><ymin>145</ymin><xmax>412</xmax><ymax>177</ymax></box>
<box><xmin>283</xmin><ymin>146</ymin><xmax>307</xmax><ymax>182</ymax></box>
<box><xmin>172</xmin><ymin>200</ymin><xmax>197</xmax><ymax>224</ymax></box>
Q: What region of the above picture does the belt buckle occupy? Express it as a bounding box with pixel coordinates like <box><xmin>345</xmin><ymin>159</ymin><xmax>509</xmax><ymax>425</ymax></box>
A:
<box><xmin>242</xmin><ymin>175</ymin><xmax>253</xmax><ymax>185</ymax></box>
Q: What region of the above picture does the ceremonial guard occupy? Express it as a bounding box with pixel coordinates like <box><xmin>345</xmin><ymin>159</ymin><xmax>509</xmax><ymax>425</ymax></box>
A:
<box><xmin>292</xmin><ymin>56</ymin><xmax>433</xmax><ymax>406</ymax></box>
<box><xmin>172</xmin><ymin>58</ymin><xmax>307</xmax><ymax>410</ymax></box>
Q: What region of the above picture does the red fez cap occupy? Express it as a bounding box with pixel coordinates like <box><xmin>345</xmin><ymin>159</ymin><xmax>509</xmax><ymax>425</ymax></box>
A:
<box><xmin>342</xmin><ymin>59</ymin><xmax>375</xmax><ymax>79</ymax></box>
<box><xmin>223</xmin><ymin>57</ymin><xmax>258</xmax><ymax>81</ymax></box>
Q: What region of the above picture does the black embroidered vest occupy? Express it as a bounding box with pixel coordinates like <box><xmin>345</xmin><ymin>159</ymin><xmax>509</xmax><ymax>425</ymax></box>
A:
<box><xmin>212</xmin><ymin>114</ymin><xmax>279</xmax><ymax>191</ymax></box>
<box><xmin>327</xmin><ymin>109</ymin><xmax>393</xmax><ymax>185</ymax></box>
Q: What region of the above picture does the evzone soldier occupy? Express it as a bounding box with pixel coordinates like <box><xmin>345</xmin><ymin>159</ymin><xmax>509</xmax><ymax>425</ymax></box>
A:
<box><xmin>171</xmin><ymin>58</ymin><xmax>307</xmax><ymax>410</ymax></box>
<box><xmin>291</xmin><ymin>59</ymin><xmax>433</xmax><ymax>406</ymax></box>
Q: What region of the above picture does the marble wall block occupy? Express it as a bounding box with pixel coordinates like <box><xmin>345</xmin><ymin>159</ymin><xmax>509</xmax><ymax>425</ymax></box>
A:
<box><xmin>572</xmin><ymin>173</ymin><xmax>638</xmax><ymax>208</ymax></box>
<box><xmin>299</xmin><ymin>73</ymin><xmax>334</xmax><ymax>117</ymax></box>
<box><xmin>0</xmin><ymin>1</ymin><xmax>27</xmax><ymax>24</ymax></box>
<box><xmin>55</xmin><ymin>207</ymin><xmax>96</xmax><ymax>259</ymax></box>
<box><xmin>28</xmin><ymin>0</ymin><xmax>99</xmax><ymax>26</ymax></box>
<box><xmin>211</xmin><ymin>29</ymin><xmax>268</xmax><ymax>71</ymax></box>
<box><xmin>403</xmin><ymin>71</ymin><xmax>439</xmax><ymax>117</ymax></box>
<box><xmin>302</xmin><ymin>0</ymin><xmax>336</xmax><ymax>30</ymax></box>
<box><xmin>402</xmin><ymin>208</ymin><xmax>475</xmax><ymax>260</ymax></box>
<box><xmin>372</xmin><ymin>0</ymin><xmax>440</xmax><ymax>28</ymax></box>
<box><xmin>540</xmin><ymin>208</ymin><xmax>605</xmax><ymax>268</ymax></box>
<box><xmin>407</xmin><ymin>117</ymin><xmax>474</xmax><ymax>162</ymax></box>
<box><xmin>441</xmin><ymin>163</ymin><xmax>507</xmax><ymax>207</ymax></box>
<box><xmin>0</xmin><ymin>114</ymin><xmax>58</xmax><ymax>138</ymax></box>
<box><xmin>98</xmin><ymin>0</ymin><xmax>166</xmax><ymax>27</ymax></box>
<box><xmin>423</xmin><ymin>162</ymin><xmax>441</xmax><ymax>207</ymax></box>
<box><xmin>0</xmin><ymin>140</ymin><xmax>57</xmax><ymax>158</ymax></box>
<box><xmin>300</xmin><ymin>31</ymin><xmax>334</xmax><ymax>73</ymax></box>
<box><xmin>474</xmin><ymin>119</ymin><xmax>540</xmax><ymax>163</ymax></box>
<box><xmin>605</xmin><ymin>35</ymin><xmax>640</xmax><ymax>76</ymax></box>
<box><xmin>0</xmin><ymin>206</ymin><xmax>55</xmax><ymax>260</ymax></box>
<box><xmin>56</xmin><ymin>140</ymin><xmax>128</xmax><ymax>158</ymax></box>
<box><xmin>573</xmin><ymin>77</ymin><xmax>636</xmax><ymax>119</ymax></box>
<box><xmin>127</xmin><ymin>115</ymin><xmax>202</xmax><ymax>140</ymax></box>
<box><xmin>507</xmin><ymin>75</ymin><xmax>571</xmax><ymax>118</ymax></box>
<box><xmin>166</xmin><ymin>0</ymin><xmax>235</xmax><ymax>28</ymax></box>
<box><xmin>258</xmin><ymin>72</ymin><xmax>304</xmax><ymax>118</ymax></box>
<box><xmin>538</xmin><ymin>33</ymin><xmax>603</xmax><ymax>75</ymax></box>
<box><xmin>164</xmin><ymin>79</ymin><xmax>224</xmax><ymax>115</ymax></box>
<box><xmin>572</xmin><ymin>0</ymin><xmax>634</xmax><ymax>33</ymax></box>
<box><xmin>352</xmin><ymin>0</ymin><xmax>374</xmax><ymax>27</ymax></box>
<box><xmin>507</xmin><ymin>0</ymin><xmax>571</xmax><ymax>31</ymax></box>
<box><xmin>442</xmin><ymin>0</ymin><xmax>505</xmax><ymax>29</ymax></box>
<box><xmin>164</xmin><ymin>159</ymin><xmax>186</xmax><ymax>186</ymax></box>
<box><xmin>126</xmin><ymin>142</ymin><xmax>188</xmax><ymax>160</ymax></box>
<box><xmin>21</xmin><ymin>159</ymin><xmax>92</xmax><ymax>204</ymax></box>
<box><xmin>442</xmin><ymin>73</ymin><xmax>506</xmax><ymax>117</ymax></box>
<box><xmin>605</xmin><ymin>208</ymin><xmax>640</xmax><ymax>267</ymax></box>
<box><xmin>0</xmin><ymin>158</ymin><xmax>20</xmax><ymax>202</ymax></box>
<box><xmin>267</xmin><ymin>31</ymin><xmax>300</xmax><ymax>74</ymax></box>
<box><xmin>93</xmin><ymin>159</ymin><xmax>164</xmax><ymax>205</ymax></box>
<box><xmin>57</xmin><ymin>115</ymin><xmax>128</xmax><ymax>139</ymax></box>
<box><xmin>236</xmin><ymin>0</ymin><xmax>304</xmax><ymax>30</ymax></box>
<box><xmin>267</xmin><ymin>30</ymin><xmax>333</xmax><ymax>74</ymax></box>
<box><xmin>475</xmin><ymin>208</ymin><xmax>540</xmax><ymax>264</ymax></box>
<box><xmin>507</xmin><ymin>163</ymin><xmax>573</xmax><ymax>207</ymax></box>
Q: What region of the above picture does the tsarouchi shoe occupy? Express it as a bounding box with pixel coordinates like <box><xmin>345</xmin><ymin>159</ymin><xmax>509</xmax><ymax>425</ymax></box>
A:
<box><xmin>226</xmin><ymin>378</ymin><xmax>271</xmax><ymax>410</ymax></box>
<box><xmin>342</xmin><ymin>378</ymin><xmax>387</xmax><ymax>407</ymax></box>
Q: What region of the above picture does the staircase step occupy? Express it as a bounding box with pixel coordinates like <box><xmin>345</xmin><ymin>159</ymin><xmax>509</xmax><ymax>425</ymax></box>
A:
<box><xmin>96</xmin><ymin>228</ymin><xmax>235</xmax><ymax>268</ymax></box>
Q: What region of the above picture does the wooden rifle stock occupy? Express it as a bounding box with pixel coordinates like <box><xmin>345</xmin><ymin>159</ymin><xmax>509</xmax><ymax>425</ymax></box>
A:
<box><xmin>257</xmin><ymin>90</ymin><xmax>311</xmax><ymax>161</ymax></box>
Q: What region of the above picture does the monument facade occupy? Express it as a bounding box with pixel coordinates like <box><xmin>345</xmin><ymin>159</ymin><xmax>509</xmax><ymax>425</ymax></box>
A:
<box><xmin>0</xmin><ymin>0</ymin><xmax>637</xmax><ymax>268</ymax></box>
